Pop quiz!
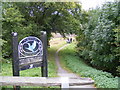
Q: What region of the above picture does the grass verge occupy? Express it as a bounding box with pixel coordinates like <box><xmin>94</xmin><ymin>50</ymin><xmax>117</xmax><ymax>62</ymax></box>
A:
<box><xmin>59</xmin><ymin>43</ymin><xmax>119</xmax><ymax>88</ymax></box>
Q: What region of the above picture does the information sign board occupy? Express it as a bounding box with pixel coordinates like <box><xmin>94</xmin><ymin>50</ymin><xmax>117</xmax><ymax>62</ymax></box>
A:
<box><xmin>18</xmin><ymin>36</ymin><xmax>43</xmax><ymax>70</ymax></box>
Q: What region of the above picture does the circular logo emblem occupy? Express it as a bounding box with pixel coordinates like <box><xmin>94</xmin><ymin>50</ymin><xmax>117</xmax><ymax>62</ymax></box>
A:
<box><xmin>18</xmin><ymin>36</ymin><xmax>43</xmax><ymax>58</ymax></box>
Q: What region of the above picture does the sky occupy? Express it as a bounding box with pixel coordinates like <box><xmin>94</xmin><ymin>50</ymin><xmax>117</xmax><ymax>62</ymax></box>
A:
<box><xmin>79</xmin><ymin>0</ymin><xmax>115</xmax><ymax>10</ymax></box>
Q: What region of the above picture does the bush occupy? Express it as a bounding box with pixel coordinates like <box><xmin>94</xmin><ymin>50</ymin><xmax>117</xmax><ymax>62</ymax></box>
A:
<box><xmin>77</xmin><ymin>1</ymin><xmax>120</xmax><ymax>75</ymax></box>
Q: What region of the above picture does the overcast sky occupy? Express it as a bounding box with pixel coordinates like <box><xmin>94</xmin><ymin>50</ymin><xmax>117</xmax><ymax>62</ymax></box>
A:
<box><xmin>79</xmin><ymin>0</ymin><xmax>115</xmax><ymax>10</ymax></box>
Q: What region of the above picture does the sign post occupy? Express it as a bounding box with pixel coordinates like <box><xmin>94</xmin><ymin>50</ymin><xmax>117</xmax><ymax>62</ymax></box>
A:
<box><xmin>40</xmin><ymin>31</ymin><xmax>48</xmax><ymax>77</ymax></box>
<box><xmin>12</xmin><ymin>32</ymin><xmax>20</xmax><ymax>90</ymax></box>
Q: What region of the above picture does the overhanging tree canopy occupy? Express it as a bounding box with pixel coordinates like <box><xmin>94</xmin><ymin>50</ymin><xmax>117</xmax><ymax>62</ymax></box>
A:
<box><xmin>2</xmin><ymin>2</ymin><xmax>82</xmax><ymax>58</ymax></box>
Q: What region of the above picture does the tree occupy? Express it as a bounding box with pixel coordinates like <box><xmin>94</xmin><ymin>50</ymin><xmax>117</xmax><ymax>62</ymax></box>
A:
<box><xmin>15</xmin><ymin>2</ymin><xmax>81</xmax><ymax>40</ymax></box>
<box><xmin>2</xmin><ymin>2</ymin><xmax>82</xmax><ymax>59</ymax></box>
<box><xmin>77</xmin><ymin>1</ymin><xmax>120</xmax><ymax>76</ymax></box>
<box><xmin>2</xmin><ymin>3</ymin><xmax>38</xmax><ymax>58</ymax></box>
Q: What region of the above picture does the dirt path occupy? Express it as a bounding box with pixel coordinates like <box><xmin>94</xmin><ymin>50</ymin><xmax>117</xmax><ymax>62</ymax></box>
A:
<box><xmin>55</xmin><ymin>44</ymin><xmax>96</xmax><ymax>88</ymax></box>
<box><xmin>55</xmin><ymin>44</ymin><xmax>80</xmax><ymax>78</ymax></box>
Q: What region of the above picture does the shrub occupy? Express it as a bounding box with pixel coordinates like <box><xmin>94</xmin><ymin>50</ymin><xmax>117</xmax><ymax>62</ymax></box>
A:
<box><xmin>77</xmin><ymin>1</ymin><xmax>120</xmax><ymax>75</ymax></box>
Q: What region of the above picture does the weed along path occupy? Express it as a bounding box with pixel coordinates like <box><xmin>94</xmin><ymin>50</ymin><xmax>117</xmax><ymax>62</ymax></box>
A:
<box><xmin>55</xmin><ymin>44</ymin><xmax>96</xmax><ymax>88</ymax></box>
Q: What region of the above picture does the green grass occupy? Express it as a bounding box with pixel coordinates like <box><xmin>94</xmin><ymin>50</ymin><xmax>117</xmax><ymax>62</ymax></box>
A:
<box><xmin>1</xmin><ymin>60</ymin><xmax>59</xmax><ymax>88</ymax></box>
<box><xmin>59</xmin><ymin>43</ymin><xmax>119</xmax><ymax>88</ymax></box>
<box><xmin>1</xmin><ymin>60</ymin><xmax>57</xmax><ymax>77</ymax></box>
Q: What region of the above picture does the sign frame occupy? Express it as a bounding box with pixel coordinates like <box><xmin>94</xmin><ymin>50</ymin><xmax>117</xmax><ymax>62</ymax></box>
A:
<box><xmin>12</xmin><ymin>31</ymin><xmax>48</xmax><ymax>78</ymax></box>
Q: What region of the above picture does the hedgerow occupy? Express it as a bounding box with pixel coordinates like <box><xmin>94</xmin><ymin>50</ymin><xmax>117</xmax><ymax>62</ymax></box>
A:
<box><xmin>77</xmin><ymin>1</ymin><xmax>120</xmax><ymax>76</ymax></box>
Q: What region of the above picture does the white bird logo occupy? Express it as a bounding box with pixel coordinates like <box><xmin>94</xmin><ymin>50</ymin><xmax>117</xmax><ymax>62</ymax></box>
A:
<box><xmin>29</xmin><ymin>64</ymin><xmax>34</xmax><ymax>69</ymax></box>
<box><xmin>25</xmin><ymin>41</ymin><xmax>37</xmax><ymax>52</ymax></box>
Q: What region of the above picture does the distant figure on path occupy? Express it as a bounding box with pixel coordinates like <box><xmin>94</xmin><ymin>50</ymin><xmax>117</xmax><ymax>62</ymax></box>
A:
<box><xmin>66</xmin><ymin>38</ymin><xmax>73</xmax><ymax>43</ymax></box>
<box><xmin>70</xmin><ymin>38</ymin><xmax>72</xmax><ymax>43</ymax></box>
<box><xmin>66</xmin><ymin>38</ymin><xmax>70</xmax><ymax>43</ymax></box>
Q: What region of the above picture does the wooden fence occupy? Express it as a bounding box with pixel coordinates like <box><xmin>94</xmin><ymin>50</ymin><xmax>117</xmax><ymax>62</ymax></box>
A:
<box><xmin>0</xmin><ymin>76</ymin><xmax>94</xmax><ymax>88</ymax></box>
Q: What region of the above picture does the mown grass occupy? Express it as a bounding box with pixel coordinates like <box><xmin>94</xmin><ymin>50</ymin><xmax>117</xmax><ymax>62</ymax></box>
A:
<box><xmin>1</xmin><ymin>56</ymin><xmax>59</xmax><ymax>88</ymax></box>
<box><xmin>1</xmin><ymin>37</ymin><xmax>66</xmax><ymax>88</ymax></box>
<box><xmin>59</xmin><ymin>43</ymin><xmax>119</xmax><ymax>88</ymax></box>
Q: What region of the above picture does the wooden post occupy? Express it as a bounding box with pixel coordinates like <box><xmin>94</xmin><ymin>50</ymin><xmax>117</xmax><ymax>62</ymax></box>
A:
<box><xmin>40</xmin><ymin>31</ymin><xmax>48</xmax><ymax>77</ymax></box>
<box><xmin>12</xmin><ymin>32</ymin><xmax>20</xmax><ymax>90</ymax></box>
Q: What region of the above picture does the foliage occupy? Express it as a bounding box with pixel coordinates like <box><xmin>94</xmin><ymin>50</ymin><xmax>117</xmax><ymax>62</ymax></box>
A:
<box><xmin>2</xmin><ymin>3</ymin><xmax>38</xmax><ymax>59</ymax></box>
<box><xmin>59</xmin><ymin>43</ymin><xmax>119</xmax><ymax>88</ymax></box>
<box><xmin>15</xmin><ymin>2</ymin><xmax>81</xmax><ymax>40</ymax></box>
<box><xmin>77</xmin><ymin>1</ymin><xmax>120</xmax><ymax>76</ymax></box>
<box><xmin>0</xmin><ymin>39</ymin><xmax>6</xmax><ymax>61</ymax></box>
<box><xmin>113</xmin><ymin>26</ymin><xmax>120</xmax><ymax>75</ymax></box>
